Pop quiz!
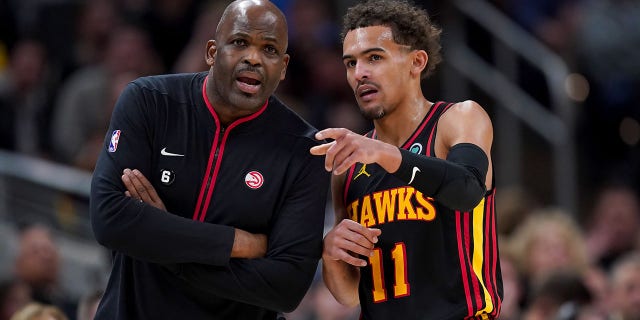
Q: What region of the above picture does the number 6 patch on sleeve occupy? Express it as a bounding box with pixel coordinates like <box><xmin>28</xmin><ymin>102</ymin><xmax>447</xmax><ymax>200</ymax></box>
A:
<box><xmin>159</xmin><ymin>169</ymin><xmax>175</xmax><ymax>186</ymax></box>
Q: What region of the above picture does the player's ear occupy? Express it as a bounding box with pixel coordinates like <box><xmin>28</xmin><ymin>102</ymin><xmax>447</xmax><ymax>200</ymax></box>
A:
<box><xmin>411</xmin><ymin>49</ymin><xmax>428</xmax><ymax>77</ymax></box>
<box><xmin>205</xmin><ymin>40</ymin><xmax>217</xmax><ymax>66</ymax></box>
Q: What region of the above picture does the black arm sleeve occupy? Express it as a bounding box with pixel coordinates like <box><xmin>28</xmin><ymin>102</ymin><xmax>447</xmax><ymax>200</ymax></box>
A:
<box><xmin>90</xmin><ymin>82</ymin><xmax>235</xmax><ymax>265</ymax></box>
<box><xmin>168</xmin><ymin>151</ymin><xmax>330</xmax><ymax>312</ymax></box>
<box><xmin>392</xmin><ymin>143</ymin><xmax>488</xmax><ymax>211</ymax></box>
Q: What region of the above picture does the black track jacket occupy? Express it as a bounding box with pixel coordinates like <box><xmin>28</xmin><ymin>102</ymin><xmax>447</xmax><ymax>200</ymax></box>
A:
<box><xmin>90</xmin><ymin>72</ymin><xmax>329</xmax><ymax>319</ymax></box>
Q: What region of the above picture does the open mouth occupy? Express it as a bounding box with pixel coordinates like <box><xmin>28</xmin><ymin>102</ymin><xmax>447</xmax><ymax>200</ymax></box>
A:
<box><xmin>236</xmin><ymin>76</ymin><xmax>262</xmax><ymax>94</ymax></box>
<box><xmin>359</xmin><ymin>88</ymin><xmax>377</xmax><ymax>98</ymax></box>
<box><xmin>238</xmin><ymin>77</ymin><xmax>261</xmax><ymax>86</ymax></box>
<box><xmin>357</xmin><ymin>84</ymin><xmax>378</xmax><ymax>101</ymax></box>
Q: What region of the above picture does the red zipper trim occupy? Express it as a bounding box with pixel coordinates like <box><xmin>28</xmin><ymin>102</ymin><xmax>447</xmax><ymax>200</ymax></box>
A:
<box><xmin>193</xmin><ymin>76</ymin><xmax>269</xmax><ymax>221</ymax></box>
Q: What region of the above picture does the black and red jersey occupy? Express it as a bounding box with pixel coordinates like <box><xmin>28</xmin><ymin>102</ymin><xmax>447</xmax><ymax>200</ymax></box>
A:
<box><xmin>344</xmin><ymin>102</ymin><xmax>503</xmax><ymax>320</ymax></box>
<box><xmin>90</xmin><ymin>72</ymin><xmax>330</xmax><ymax>319</ymax></box>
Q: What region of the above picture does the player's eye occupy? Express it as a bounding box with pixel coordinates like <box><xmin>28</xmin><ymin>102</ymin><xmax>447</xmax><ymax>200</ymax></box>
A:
<box><xmin>344</xmin><ymin>60</ymin><xmax>356</xmax><ymax>68</ymax></box>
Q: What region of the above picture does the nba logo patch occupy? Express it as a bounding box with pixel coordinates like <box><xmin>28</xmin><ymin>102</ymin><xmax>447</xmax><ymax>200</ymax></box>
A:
<box><xmin>108</xmin><ymin>130</ymin><xmax>121</xmax><ymax>152</ymax></box>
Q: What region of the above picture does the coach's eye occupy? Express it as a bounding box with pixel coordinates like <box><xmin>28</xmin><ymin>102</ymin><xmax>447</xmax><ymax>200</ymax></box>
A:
<box><xmin>265</xmin><ymin>45</ymin><xmax>278</xmax><ymax>55</ymax></box>
<box><xmin>232</xmin><ymin>39</ymin><xmax>247</xmax><ymax>47</ymax></box>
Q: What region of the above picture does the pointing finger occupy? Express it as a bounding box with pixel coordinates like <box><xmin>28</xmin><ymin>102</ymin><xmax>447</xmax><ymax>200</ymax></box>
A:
<box><xmin>315</xmin><ymin>128</ymin><xmax>348</xmax><ymax>141</ymax></box>
<box><xmin>309</xmin><ymin>141</ymin><xmax>335</xmax><ymax>156</ymax></box>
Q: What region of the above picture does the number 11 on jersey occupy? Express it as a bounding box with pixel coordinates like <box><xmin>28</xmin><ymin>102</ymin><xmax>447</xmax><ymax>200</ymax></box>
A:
<box><xmin>369</xmin><ymin>242</ymin><xmax>411</xmax><ymax>303</ymax></box>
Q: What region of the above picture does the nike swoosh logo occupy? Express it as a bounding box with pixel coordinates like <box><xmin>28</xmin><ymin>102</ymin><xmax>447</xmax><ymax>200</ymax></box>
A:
<box><xmin>408</xmin><ymin>166</ymin><xmax>420</xmax><ymax>184</ymax></box>
<box><xmin>160</xmin><ymin>148</ymin><xmax>184</xmax><ymax>157</ymax></box>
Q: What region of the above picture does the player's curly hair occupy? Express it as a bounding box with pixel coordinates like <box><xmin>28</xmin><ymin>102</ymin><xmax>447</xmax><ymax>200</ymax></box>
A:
<box><xmin>341</xmin><ymin>0</ymin><xmax>442</xmax><ymax>79</ymax></box>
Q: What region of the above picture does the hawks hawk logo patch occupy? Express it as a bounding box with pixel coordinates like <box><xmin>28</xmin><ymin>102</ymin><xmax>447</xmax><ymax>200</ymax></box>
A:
<box><xmin>244</xmin><ymin>171</ymin><xmax>264</xmax><ymax>189</ymax></box>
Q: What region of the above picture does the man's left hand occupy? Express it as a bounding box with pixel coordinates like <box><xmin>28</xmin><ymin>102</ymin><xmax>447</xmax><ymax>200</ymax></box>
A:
<box><xmin>122</xmin><ymin>168</ymin><xmax>167</xmax><ymax>211</ymax></box>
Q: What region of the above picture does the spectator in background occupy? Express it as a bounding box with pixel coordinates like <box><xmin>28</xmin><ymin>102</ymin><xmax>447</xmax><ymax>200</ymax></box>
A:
<box><xmin>584</xmin><ymin>183</ymin><xmax>640</xmax><ymax>271</ymax></box>
<box><xmin>73</xmin><ymin>0</ymin><xmax>120</xmax><ymax>68</ymax></box>
<box><xmin>509</xmin><ymin>209</ymin><xmax>590</xmax><ymax>292</ymax></box>
<box><xmin>608</xmin><ymin>252</ymin><xmax>640</xmax><ymax>320</ymax></box>
<box><xmin>13</xmin><ymin>225</ymin><xmax>74</xmax><ymax>318</ymax></box>
<box><xmin>50</xmin><ymin>23</ymin><xmax>161</xmax><ymax>170</ymax></box>
<box><xmin>0</xmin><ymin>38</ymin><xmax>56</xmax><ymax>158</ymax></box>
<box><xmin>9</xmin><ymin>302</ymin><xmax>67</xmax><ymax>320</ymax></box>
<box><xmin>139</xmin><ymin>0</ymin><xmax>200</xmax><ymax>71</ymax></box>
<box><xmin>68</xmin><ymin>71</ymin><xmax>139</xmax><ymax>171</ymax></box>
<box><xmin>0</xmin><ymin>280</ymin><xmax>32</xmax><ymax>320</ymax></box>
<box><xmin>508</xmin><ymin>208</ymin><xmax>612</xmax><ymax>318</ymax></box>
<box><xmin>520</xmin><ymin>271</ymin><xmax>597</xmax><ymax>320</ymax></box>
<box><xmin>172</xmin><ymin>1</ymin><xmax>227</xmax><ymax>73</ymax></box>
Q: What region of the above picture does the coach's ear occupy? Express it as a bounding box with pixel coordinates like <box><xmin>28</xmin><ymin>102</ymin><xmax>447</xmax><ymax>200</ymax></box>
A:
<box><xmin>280</xmin><ymin>53</ymin><xmax>290</xmax><ymax>80</ymax></box>
<box><xmin>205</xmin><ymin>40</ymin><xmax>217</xmax><ymax>67</ymax></box>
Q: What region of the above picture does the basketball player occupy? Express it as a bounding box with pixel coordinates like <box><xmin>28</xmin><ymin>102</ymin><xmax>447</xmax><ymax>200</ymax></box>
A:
<box><xmin>310</xmin><ymin>1</ymin><xmax>503</xmax><ymax>319</ymax></box>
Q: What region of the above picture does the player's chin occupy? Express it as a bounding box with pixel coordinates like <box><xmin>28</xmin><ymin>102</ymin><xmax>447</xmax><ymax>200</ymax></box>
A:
<box><xmin>359</xmin><ymin>106</ymin><xmax>385</xmax><ymax>120</ymax></box>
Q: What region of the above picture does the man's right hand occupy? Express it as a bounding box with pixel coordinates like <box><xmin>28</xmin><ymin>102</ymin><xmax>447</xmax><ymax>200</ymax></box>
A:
<box><xmin>323</xmin><ymin>219</ymin><xmax>381</xmax><ymax>267</ymax></box>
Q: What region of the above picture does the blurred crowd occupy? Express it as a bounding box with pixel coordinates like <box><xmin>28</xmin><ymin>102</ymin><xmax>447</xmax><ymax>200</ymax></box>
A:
<box><xmin>0</xmin><ymin>0</ymin><xmax>639</xmax><ymax>319</ymax></box>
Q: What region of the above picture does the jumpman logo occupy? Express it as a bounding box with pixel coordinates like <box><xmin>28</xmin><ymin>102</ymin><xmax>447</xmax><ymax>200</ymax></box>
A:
<box><xmin>353</xmin><ymin>164</ymin><xmax>371</xmax><ymax>180</ymax></box>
